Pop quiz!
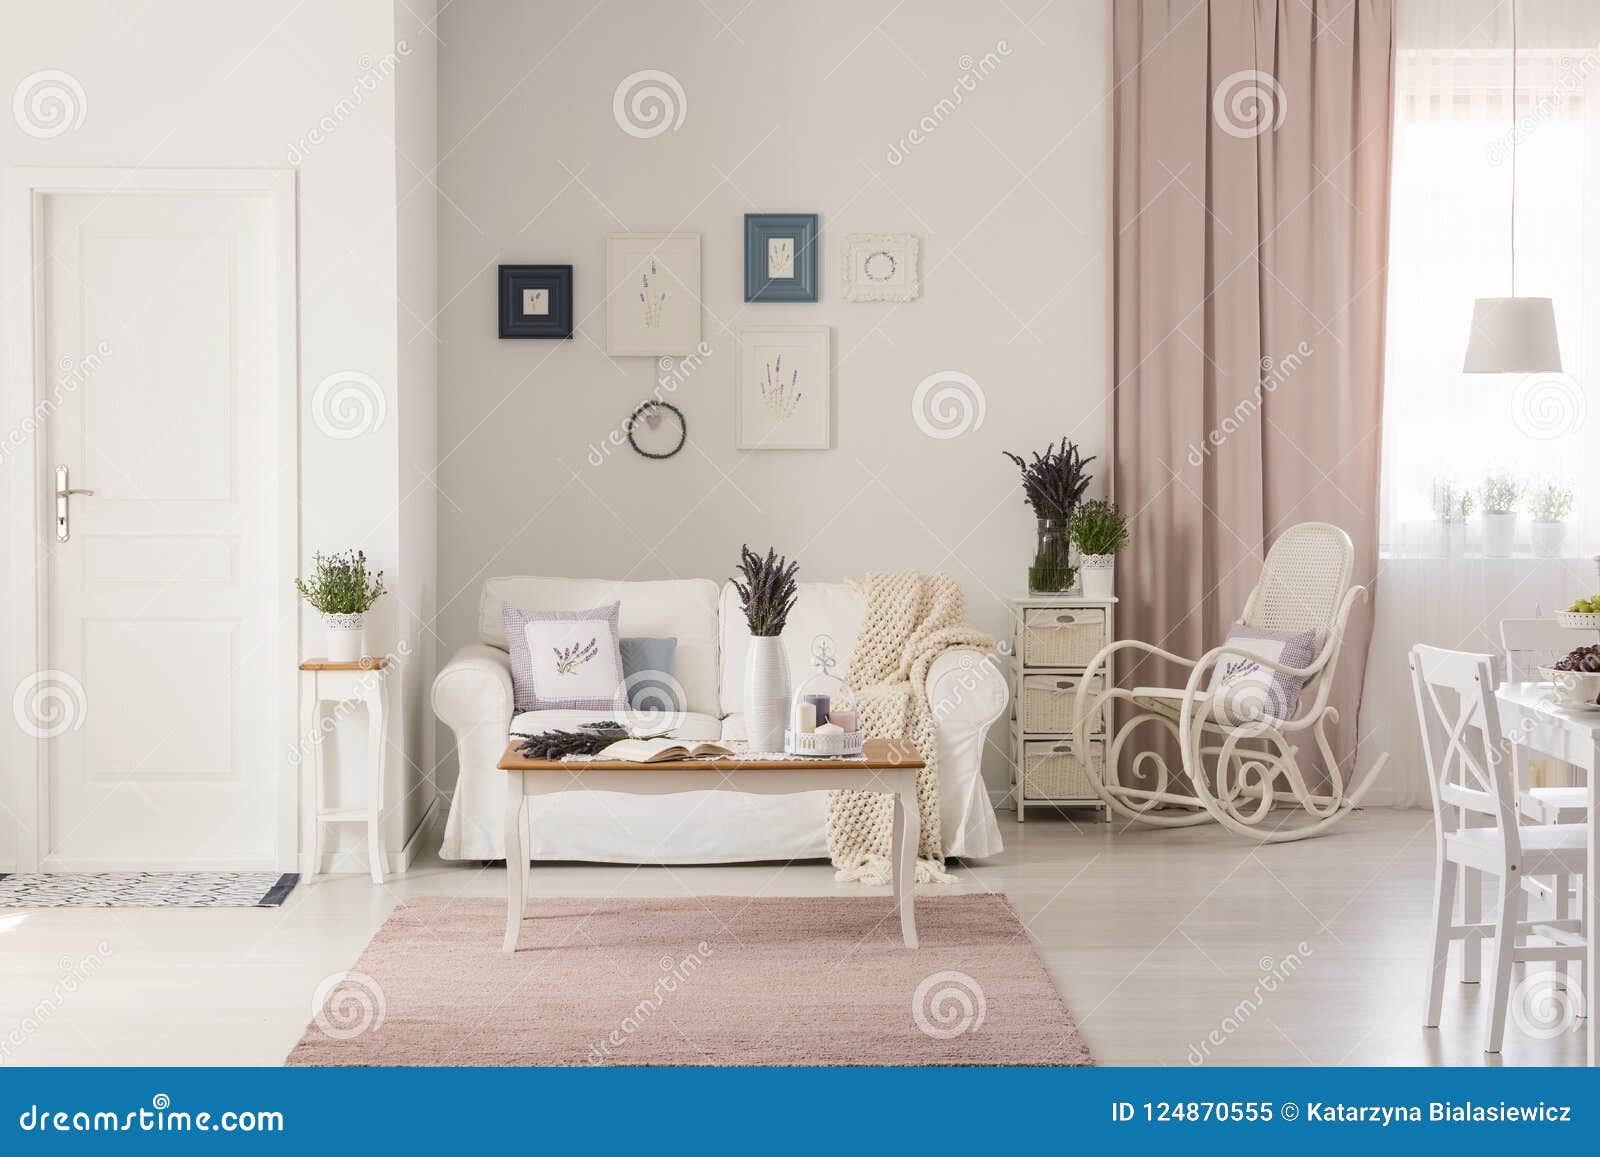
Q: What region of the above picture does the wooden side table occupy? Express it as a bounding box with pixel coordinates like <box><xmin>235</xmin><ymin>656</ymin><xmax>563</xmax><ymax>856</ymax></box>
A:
<box><xmin>298</xmin><ymin>658</ymin><xmax>389</xmax><ymax>885</ymax></box>
<box><xmin>496</xmin><ymin>738</ymin><xmax>924</xmax><ymax>953</ymax></box>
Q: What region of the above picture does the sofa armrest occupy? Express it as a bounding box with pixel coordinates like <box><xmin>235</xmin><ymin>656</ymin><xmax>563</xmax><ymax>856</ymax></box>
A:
<box><xmin>927</xmin><ymin>648</ymin><xmax>1007</xmax><ymax>735</ymax></box>
<box><xmin>432</xmin><ymin>643</ymin><xmax>514</xmax><ymax>734</ymax></box>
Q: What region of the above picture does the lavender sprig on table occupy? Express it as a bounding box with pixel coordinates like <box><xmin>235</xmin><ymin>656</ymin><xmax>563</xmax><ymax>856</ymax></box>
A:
<box><xmin>732</xmin><ymin>544</ymin><xmax>799</xmax><ymax>636</ymax></box>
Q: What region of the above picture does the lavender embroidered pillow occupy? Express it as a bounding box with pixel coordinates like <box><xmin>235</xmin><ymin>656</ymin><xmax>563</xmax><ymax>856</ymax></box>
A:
<box><xmin>502</xmin><ymin>601</ymin><xmax>626</xmax><ymax>713</ymax></box>
<box><xmin>1203</xmin><ymin>623</ymin><xmax>1319</xmax><ymax>723</ymax></box>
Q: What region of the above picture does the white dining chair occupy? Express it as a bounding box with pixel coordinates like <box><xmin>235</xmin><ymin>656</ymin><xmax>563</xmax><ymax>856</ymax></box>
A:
<box><xmin>1500</xmin><ymin>618</ymin><xmax>1589</xmax><ymax>824</ymax></box>
<box><xmin>1411</xmin><ymin>644</ymin><xmax>1589</xmax><ymax>1052</ymax></box>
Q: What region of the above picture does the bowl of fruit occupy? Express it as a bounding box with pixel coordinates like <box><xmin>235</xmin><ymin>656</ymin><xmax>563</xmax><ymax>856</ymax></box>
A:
<box><xmin>1539</xmin><ymin>644</ymin><xmax>1600</xmax><ymax>710</ymax></box>
<box><xmin>1556</xmin><ymin>589</ymin><xmax>1600</xmax><ymax>630</ymax></box>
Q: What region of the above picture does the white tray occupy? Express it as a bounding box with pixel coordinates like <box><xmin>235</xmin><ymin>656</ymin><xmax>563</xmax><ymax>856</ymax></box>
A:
<box><xmin>784</xmin><ymin>729</ymin><xmax>864</xmax><ymax>758</ymax></box>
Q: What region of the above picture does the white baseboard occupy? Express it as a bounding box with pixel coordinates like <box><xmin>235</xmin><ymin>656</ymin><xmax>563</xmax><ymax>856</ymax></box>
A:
<box><xmin>310</xmin><ymin>796</ymin><xmax>440</xmax><ymax>877</ymax></box>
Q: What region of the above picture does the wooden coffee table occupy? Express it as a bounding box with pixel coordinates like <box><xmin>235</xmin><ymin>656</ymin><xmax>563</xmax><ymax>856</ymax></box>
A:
<box><xmin>497</xmin><ymin>737</ymin><xmax>924</xmax><ymax>952</ymax></box>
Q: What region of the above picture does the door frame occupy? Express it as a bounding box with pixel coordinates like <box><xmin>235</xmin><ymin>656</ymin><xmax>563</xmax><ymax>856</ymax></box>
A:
<box><xmin>1</xmin><ymin>167</ymin><xmax>300</xmax><ymax>872</ymax></box>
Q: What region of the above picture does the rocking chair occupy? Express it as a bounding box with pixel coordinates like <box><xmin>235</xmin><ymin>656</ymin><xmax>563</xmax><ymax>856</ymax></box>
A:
<box><xmin>1072</xmin><ymin>521</ymin><xmax>1388</xmax><ymax>842</ymax></box>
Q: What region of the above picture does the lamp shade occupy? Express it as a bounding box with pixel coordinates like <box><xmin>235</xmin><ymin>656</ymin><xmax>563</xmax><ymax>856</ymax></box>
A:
<box><xmin>1462</xmin><ymin>296</ymin><xmax>1563</xmax><ymax>373</ymax></box>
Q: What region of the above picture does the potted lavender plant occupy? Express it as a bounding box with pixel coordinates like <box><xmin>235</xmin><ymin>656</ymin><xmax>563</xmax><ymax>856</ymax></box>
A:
<box><xmin>1480</xmin><ymin>471</ymin><xmax>1523</xmax><ymax>558</ymax></box>
<box><xmin>294</xmin><ymin>549</ymin><xmax>385</xmax><ymax>662</ymax></box>
<box><xmin>1432</xmin><ymin>477</ymin><xmax>1473</xmax><ymax>558</ymax></box>
<box><xmin>1528</xmin><ymin>480</ymin><xmax>1574</xmax><ymax>559</ymax></box>
<box><xmin>1004</xmin><ymin>438</ymin><xmax>1094</xmax><ymax>593</ymax></box>
<box><xmin>732</xmin><ymin>545</ymin><xmax>800</xmax><ymax>752</ymax></box>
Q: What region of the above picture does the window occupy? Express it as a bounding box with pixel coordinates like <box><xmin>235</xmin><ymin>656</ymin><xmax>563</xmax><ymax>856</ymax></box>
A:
<box><xmin>1380</xmin><ymin>5</ymin><xmax>1600</xmax><ymax>557</ymax></box>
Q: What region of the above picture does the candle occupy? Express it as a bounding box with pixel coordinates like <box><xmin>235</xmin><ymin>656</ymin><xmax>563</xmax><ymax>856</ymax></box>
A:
<box><xmin>796</xmin><ymin>702</ymin><xmax>817</xmax><ymax>733</ymax></box>
<box><xmin>815</xmin><ymin>722</ymin><xmax>844</xmax><ymax>736</ymax></box>
<box><xmin>829</xmin><ymin>708</ymin><xmax>857</xmax><ymax>733</ymax></box>
<box><xmin>803</xmin><ymin>694</ymin><xmax>831</xmax><ymax>726</ymax></box>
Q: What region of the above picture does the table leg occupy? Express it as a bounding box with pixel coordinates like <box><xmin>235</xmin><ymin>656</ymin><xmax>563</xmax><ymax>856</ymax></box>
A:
<box><xmin>364</xmin><ymin>677</ymin><xmax>387</xmax><ymax>886</ymax></box>
<box><xmin>894</xmin><ymin>775</ymin><xmax>920</xmax><ymax>949</ymax></box>
<box><xmin>300</xmin><ymin>678</ymin><xmax>319</xmax><ymax>880</ymax></box>
<box><xmin>503</xmin><ymin>772</ymin><xmax>527</xmax><ymax>953</ymax></box>
<box><xmin>1587</xmin><ymin>741</ymin><xmax>1597</xmax><ymax>1066</ymax></box>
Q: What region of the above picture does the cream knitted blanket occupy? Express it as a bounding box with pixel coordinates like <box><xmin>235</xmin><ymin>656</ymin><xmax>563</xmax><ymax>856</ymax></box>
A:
<box><xmin>825</xmin><ymin>571</ymin><xmax>996</xmax><ymax>885</ymax></box>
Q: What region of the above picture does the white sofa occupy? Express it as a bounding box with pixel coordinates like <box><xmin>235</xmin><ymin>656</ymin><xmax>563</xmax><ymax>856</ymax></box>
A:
<box><xmin>433</xmin><ymin>575</ymin><xmax>1008</xmax><ymax>863</ymax></box>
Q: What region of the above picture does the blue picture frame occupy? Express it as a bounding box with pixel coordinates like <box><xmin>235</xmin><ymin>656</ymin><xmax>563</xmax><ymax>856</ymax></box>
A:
<box><xmin>744</xmin><ymin>213</ymin><xmax>819</xmax><ymax>302</ymax></box>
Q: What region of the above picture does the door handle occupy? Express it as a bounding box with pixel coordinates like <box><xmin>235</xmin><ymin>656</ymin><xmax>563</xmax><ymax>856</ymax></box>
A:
<box><xmin>55</xmin><ymin>465</ymin><xmax>94</xmax><ymax>543</ymax></box>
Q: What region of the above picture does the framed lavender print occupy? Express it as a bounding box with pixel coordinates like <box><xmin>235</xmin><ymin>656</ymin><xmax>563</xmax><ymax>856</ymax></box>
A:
<box><xmin>744</xmin><ymin>214</ymin><xmax>818</xmax><ymax>302</ymax></box>
<box><xmin>606</xmin><ymin>233</ymin><xmax>701</xmax><ymax>355</ymax></box>
<box><xmin>735</xmin><ymin>326</ymin><xmax>830</xmax><ymax>450</ymax></box>
<box><xmin>842</xmin><ymin>233</ymin><xmax>920</xmax><ymax>302</ymax></box>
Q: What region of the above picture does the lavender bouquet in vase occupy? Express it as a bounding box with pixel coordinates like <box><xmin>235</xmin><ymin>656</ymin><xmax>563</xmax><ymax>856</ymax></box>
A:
<box><xmin>1004</xmin><ymin>438</ymin><xmax>1094</xmax><ymax>593</ymax></box>
<box><xmin>732</xmin><ymin>545</ymin><xmax>800</xmax><ymax>752</ymax></box>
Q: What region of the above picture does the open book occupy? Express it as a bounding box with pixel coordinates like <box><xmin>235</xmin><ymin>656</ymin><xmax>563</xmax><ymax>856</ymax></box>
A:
<box><xmin>595</xmin><ymin>737</ymin><xmax>737</xmax><ymax>764</ymax></box>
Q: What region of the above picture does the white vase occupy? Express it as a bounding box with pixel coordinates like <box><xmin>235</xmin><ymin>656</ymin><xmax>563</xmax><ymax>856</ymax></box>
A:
<box><xmin>1482</xmin><ymin>511</ymin><xmax>1517</xmax><ymax>558</ymax></box>
<box><xmin>1438</xmin><ymin>521</ymin><xmax>1465</xmax><ymax>558</ymax></box>
<box><xmin>1530</xmin><ymin>520</ymin><xmax>1567</xmax><ymax>559</ymax></box>
<box><xmin>324</xmin><ymin>612</ymin><xmax>366</xmax><ymax>662</ymax></box>
<box><xmin>1080</xmin><ymin>554</ymin><xmax>1116</xmax><ymax>599</ymax></box>
<box><xmin>743</xmin><ymin>635</ymin><xmax>791</xmax><ymax>753</ymax></box>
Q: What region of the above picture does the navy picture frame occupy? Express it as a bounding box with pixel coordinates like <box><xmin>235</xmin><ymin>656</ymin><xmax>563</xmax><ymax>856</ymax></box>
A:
<box><xmin>744</xmin><ymin>214</ymin><xmax>819</xmax><ymax>302</ymax></box>
<box><xmin>498</xmin><ymin>264</ymin><xmax>573</xmax><ymax>338</ymax></box>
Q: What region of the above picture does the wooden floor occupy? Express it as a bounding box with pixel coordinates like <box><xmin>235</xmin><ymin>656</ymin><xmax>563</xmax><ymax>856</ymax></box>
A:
<box><xmin>0</xmin><ymin>808</ymin><xmax>1586</xmax><ymax>1065</ymax></box>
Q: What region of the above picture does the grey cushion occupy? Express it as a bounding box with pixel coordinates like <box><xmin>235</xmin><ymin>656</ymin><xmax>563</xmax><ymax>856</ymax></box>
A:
<box><xmin>619</xmin><ymin>636</ymin><xmax>683</xmax><ymax>711</ymax></box>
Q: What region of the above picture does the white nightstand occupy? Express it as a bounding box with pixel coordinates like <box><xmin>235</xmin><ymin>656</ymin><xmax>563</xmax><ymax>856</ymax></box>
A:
<box><xmin>1006</xmin><ymin>595</ymin><xmax>1117</xmax><ymax>822</ymax></box>
<box><xmin>298</xmin><ymin>658</ymin><xmax>389</xmax><ymax>884</ymax></box>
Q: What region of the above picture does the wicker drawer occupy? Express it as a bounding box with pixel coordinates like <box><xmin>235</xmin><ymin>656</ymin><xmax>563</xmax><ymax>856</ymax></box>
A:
<box><xmin>1023</xmin><ymin>738</ymin><xmax>1104</xmax><ymax>801</ymax></box>
<box><xmin>1021</xmin><ymin>673</ymin><xmax>1104</xmax><ymax>734</ymax></box>
<box><xmin>1022</xmin><ymin>607</ymin><xmax>1106</xmax><ymax>668</ymax></box>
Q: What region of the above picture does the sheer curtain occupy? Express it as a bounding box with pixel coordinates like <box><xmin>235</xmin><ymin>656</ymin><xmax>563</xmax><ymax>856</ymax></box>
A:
<box><xmin>1360</xmin><ymin>0</ymin><xmax>1600</xmax><ymax>806</ymax></box>
<box><xmin>1381</xmin><ymin>0</ymin><xmax>1600</xmax><ymax>555</ymax></box>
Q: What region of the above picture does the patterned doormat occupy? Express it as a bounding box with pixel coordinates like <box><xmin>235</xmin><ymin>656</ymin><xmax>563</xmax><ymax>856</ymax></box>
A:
<box><xmin>0</xmin><ymin>872</ymin><xmax>299</xmax><ymax>908</ymax></box>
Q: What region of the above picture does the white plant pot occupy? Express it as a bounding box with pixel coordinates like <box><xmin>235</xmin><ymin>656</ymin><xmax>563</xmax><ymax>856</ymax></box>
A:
<box><xmin>1530</xmin><ymin>520</ymin><xmax>1567</xmax><ymax>559</ymax></box>
<box><xmin>324</xmin><ymin>612</ymin><xmax>367</xmax><ymax>663</ymax></box>
<box><xmin>1438</xmin><ymin>522</ymin><xmax>1466</xmax><ymax>558</ymax></box>
<box><xmin>1080</xmin><ymin>554</ymin><xmax>1116</xmax><ymax>599</ymax></box>
<box><xmin>1482</xmin><ymin>511</ymin><xmax>1517</xmax><ymax>558</ymax></box>
<box><xmin>743</xmin><ymin>635</ymin><xmax>791</xmax><ymax>753</ymax></box>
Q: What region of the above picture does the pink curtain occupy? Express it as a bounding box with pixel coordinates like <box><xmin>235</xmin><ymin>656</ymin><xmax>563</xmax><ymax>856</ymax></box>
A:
<box><xmin>1111</xmin><ymin>0</ymin><xmax>1394</xmax><ymax>777</ymax></box>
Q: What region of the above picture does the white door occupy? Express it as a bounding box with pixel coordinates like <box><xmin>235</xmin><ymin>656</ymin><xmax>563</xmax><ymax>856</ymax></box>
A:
<box><xmin>38</xmin><ymin>188</ymin><xmax>285</xmax><ymax>869</ymax></box>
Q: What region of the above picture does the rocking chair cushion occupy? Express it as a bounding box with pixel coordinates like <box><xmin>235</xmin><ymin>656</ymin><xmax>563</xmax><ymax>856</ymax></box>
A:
<box><xmin>1204</xmin><ymin>623</ymin><xmax>1318</xmax><ymax>723</ymax></box>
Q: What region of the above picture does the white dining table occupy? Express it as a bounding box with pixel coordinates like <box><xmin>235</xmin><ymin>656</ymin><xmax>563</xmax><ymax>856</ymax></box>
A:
<box><xmin>1495</xmin><ymin>680</ymin><xmax>1598</xmax><ymax>1065</ymax></box>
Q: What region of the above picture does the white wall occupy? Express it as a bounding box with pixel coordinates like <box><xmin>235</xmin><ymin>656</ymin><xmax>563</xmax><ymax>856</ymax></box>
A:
<box><xmin>434</xmin><ymin>0</ymin><xmax>1111</xmax><ymax>797</ymax></box>
<box><xmin>0</xmin><ymin>0</ymin><xmax>436</xmax><ymax>866</ymax></box>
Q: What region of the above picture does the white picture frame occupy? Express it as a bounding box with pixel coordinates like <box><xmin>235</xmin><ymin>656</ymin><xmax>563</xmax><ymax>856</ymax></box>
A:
<box><xmin>842</xmin><ymin>232</ymin><xmax>920</xmax><ymax>302</ymax></box>
<box><xmin>735</xmin><ymin>326</ymin><xmax>831</xmax><ymax>450</ymax></box>
<box><xmin>606</xmin><ymin>233</ymin><xmax>701</xmax><ymax>355</ymax></box>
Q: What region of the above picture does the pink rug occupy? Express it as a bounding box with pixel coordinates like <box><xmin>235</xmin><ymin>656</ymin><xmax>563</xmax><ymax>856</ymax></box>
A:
<box><xmin>287</xmin><ymin>894</ymin><xmax>1092</xmax><ymax>1066</ymax></box>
